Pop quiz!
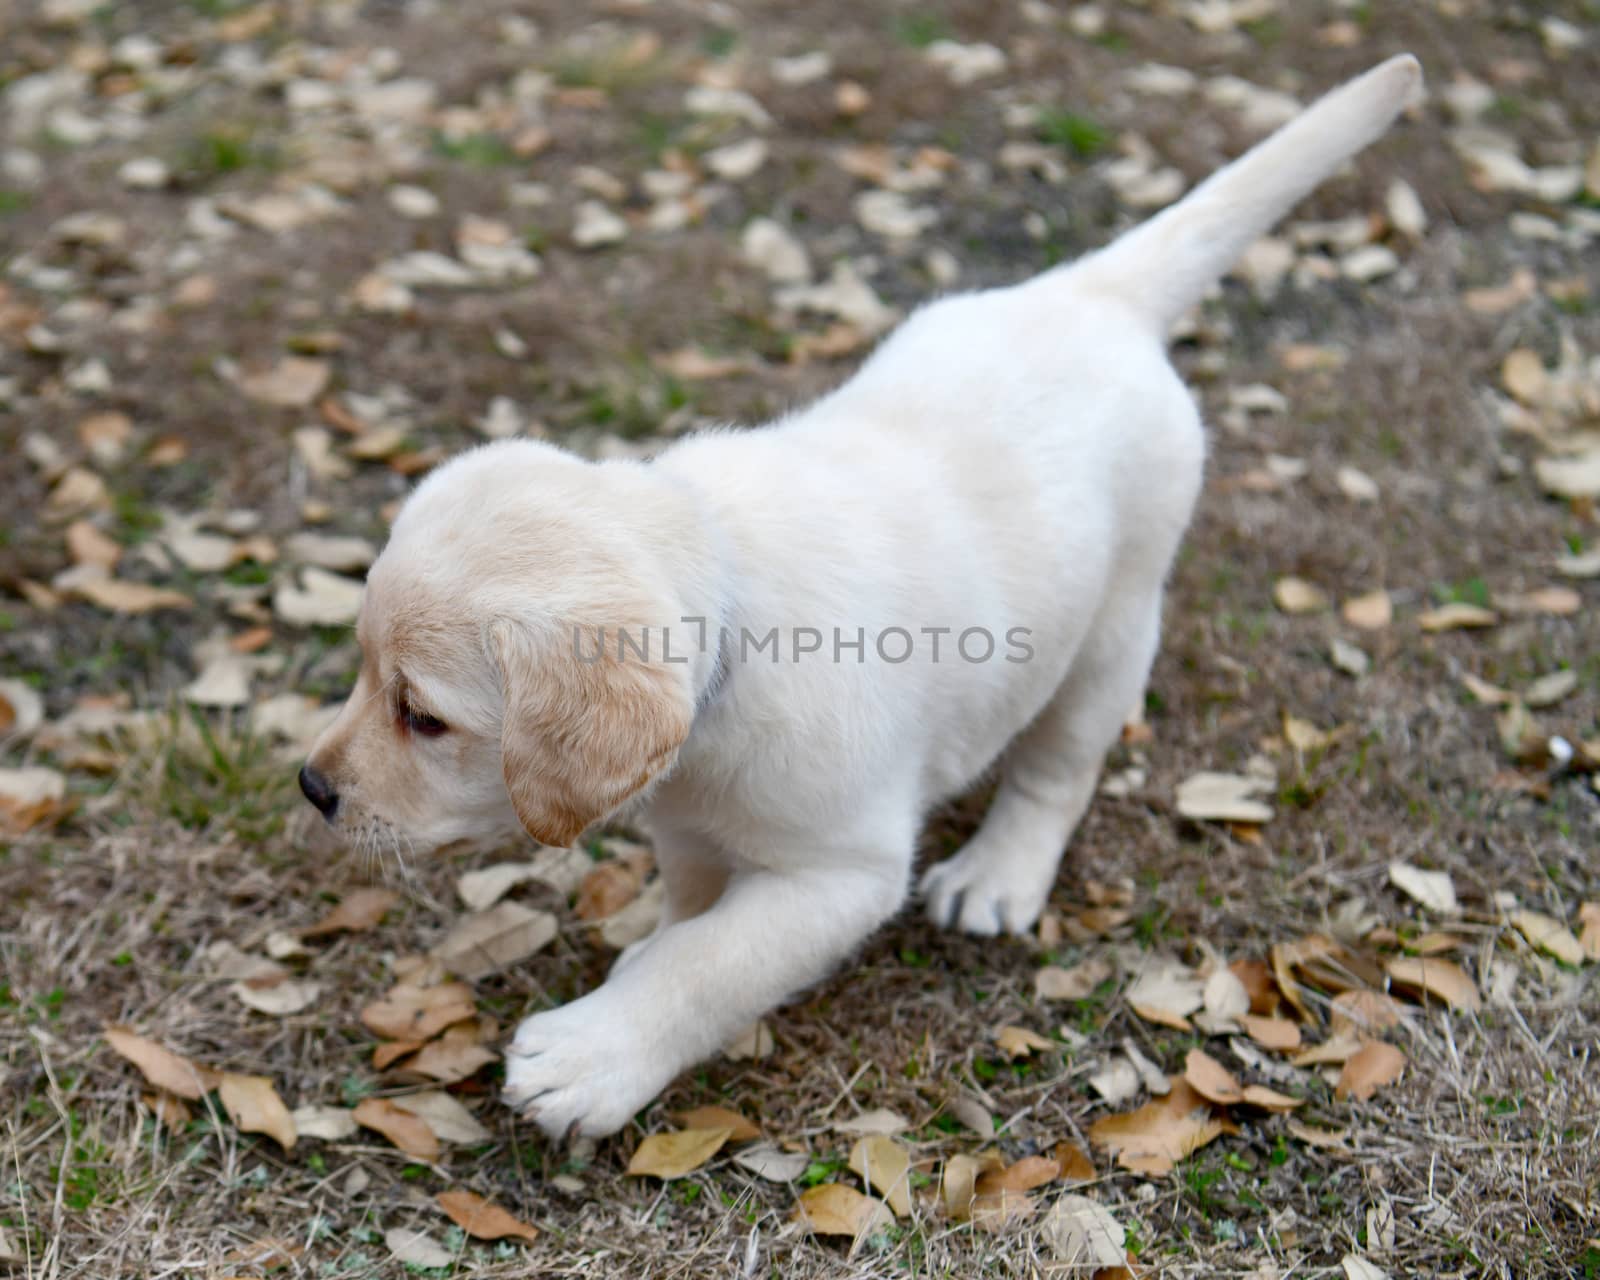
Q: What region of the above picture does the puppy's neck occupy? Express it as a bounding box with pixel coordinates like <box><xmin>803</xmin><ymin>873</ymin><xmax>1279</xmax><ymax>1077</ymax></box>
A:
<box><xmin>610</xmin><ymin>459</ymin><xmax>737</xmax><ymax>716</ymax></box>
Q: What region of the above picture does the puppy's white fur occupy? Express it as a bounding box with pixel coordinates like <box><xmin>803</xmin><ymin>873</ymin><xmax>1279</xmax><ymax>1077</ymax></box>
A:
<box><xmin>304</xmin><ymin>57</ymin><xmax>1421</xmax><ymax>1137</ymax></box>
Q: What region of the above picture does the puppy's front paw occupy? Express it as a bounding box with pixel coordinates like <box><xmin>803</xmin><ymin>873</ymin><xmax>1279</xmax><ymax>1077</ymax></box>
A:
<box><xmin>503</xmin><ymin>995</ymin><xmax>675</xmax><ymax>1139</ymax></box>
<box><xmin>920</xmin><ymin>845</ymin><xmax>1051</xmax><ymax>937</ymax></box>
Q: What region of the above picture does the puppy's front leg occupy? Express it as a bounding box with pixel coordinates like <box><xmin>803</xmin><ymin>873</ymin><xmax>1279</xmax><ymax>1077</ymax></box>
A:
<box><xmin>505</xmin><ymin>857</ymin><xmax>906</xmax><ymax>1138</ymax></box>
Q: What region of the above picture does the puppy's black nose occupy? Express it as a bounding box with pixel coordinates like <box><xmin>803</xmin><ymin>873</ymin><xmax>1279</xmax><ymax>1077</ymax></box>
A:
<box><xmin>298</xmin><ymin>764</ymin><xmax>339</xmax><ymax>820</ymax></box>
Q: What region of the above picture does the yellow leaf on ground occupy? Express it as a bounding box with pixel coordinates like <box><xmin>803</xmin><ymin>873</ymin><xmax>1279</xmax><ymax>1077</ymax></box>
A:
<box><xmin>1385</xmin><ymin>955</ymin><xmax>1481</xmax><ymax>1011</ymax></box>
<box><xmin>219</xmin><ymin>1073</ymin><xmax>297</xmax><ymax>1151</ymax></box>
<box><xmin>849</xmin><ymin>1135</ymin><xmax>913</xmax><ymax>1217</ymax></box>
<box><xmin>1335</xmin><ymin>1041</ymin><xmax>1406</xmax><ymax>1101</ymax></box>
<box><xmin>672</xmin><ymin>1105</ymin><xmax>760</xmax><ymax>1142</ymax></box>
<box><xmin>1341</xmin><ymin>590</ymin><xmax>1392</xmax><ymax>630</ymax></box>
<box><xmin>1510</xmin><ymin>909</ymin><xmax>1585</xmax><ymax>967</ymax></box>
<box><xmin>303</xmin><ymin>887</ymin><xmax>400</xmax><ymax>937</ymax></box>
<box><xmin>436</xmin><ymin>1189</ymin><xmax>538</xmax><ymax>1243</ymax></box>
<box><xmin>352</xmin><ymin>1096</ymin><xmax>439</xmax><ymax>1160</ymax></box>
<box><xmin>1273</xmin><ymin>576</ymin><xmax>1328</xmax><ymax>614</ymax></box>
<box><xmin>1417</xmin><ymin>603</ymin><xmax>1497</xmax><ymax>632</ymax></box>
<box><xmin>994</xmin><ymin>1025</ymin><xmax>1055</xmax><ymax>1060</ymax></box>
<box><xmin>792</xmin><ymin>1183</ymin><xmax>894</xmax><ymax>1238</ymax></box>
<box><xmin>360</xmin><ymin>982</ymin><xmax>477</xmax><ymax>1042</ymax></box>
<box><xmin>104</xmin><ymin>1026</ymin><xmax>220</xmax><ymax>1099</ymax></box>
<box><xmin>1088</xmin><ymin>1079</ymin><xmax>1226</xmax><ymax>1176</ymax></box>
<box><xmin>626</xmin><ymin>1128</ymin><xmax>732</xmax><ymax>1179</ymax></box>
<box><xmin>1183</xmin><ymin>1049</ymin><xmax>1243</xmax><ymax>1104</ymax></box>
<box><xmin>970</xmin><ymin>1187</ymin><xmax>1038</xmax><ymax>1232</ymax></box>
<box><xmin>1241</xmin><ymin>1014</ymin><xmax>1301</xmax><ymax>1052</ymax></box>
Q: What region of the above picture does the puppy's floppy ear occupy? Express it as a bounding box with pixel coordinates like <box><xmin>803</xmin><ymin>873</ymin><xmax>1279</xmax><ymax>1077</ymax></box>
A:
<box><xmin>491</xmin><ymin>621</ymin><xmax>693</xmax><ymax>847</ymax></box>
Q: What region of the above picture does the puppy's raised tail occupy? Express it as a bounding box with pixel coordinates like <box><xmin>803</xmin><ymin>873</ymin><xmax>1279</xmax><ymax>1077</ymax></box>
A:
<box><xmin>1072</xmin><ymin>54</ymin><xmax>1422</xmax><ymax>335</ymax></box>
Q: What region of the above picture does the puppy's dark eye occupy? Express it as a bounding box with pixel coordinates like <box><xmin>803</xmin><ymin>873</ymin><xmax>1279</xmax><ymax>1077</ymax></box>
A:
<box><xmin>399</xmin><ymin>699</ymin><xmax>448</xmax><ymax>738</ymax></box>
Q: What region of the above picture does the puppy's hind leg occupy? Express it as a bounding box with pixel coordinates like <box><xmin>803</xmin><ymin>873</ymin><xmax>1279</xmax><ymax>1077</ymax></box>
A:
<box><xmin>921</xmin><ymin>591</ymin><xmax>1163</xmax><ymax>936</ymax></box>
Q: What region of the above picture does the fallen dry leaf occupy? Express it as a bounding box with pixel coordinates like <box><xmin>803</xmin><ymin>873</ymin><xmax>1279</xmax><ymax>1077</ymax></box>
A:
<box><xmin>672</xmin><ymin>1105</ymin><xmax>760</xmax><ymax>1142</ymax></box>
<box><xmin>404</xmin><ymin>1022</ymin><xmax>499</xmax><ymax>1083</ymax></box>
<box><xmin>437</xmin><ymin>1189</ymin><xmax>538</xmax><ymax>1243</ymax></box>
<box><xmin>1240</xmin><ymin>1084</ymin><xmax>1304</xmax><ymax>1112</ymax></box>
<box><xmin>1273</xmin><ymin>576</ymin><xmax>1328</xmax><ymax>614</ymax></box>
<box><xmin>239</xmin><ymin>356</ymin><xmax>331</xmax><ymax>408</ymax></box>
<box><xmin>1183</xmin><ymin>1049</ymin><xmax>1243</xmax><ymax>1105</ymax></box>
<box><xmin>1034</xmin><ymin>957</ymin><xmax>1113</xmax><ymax>1001</ymax></box>
<box><xmin>1579</xmin><ymin>903</ymin><xmax>1600</xmax><ymax>961</ymax></box>
<box><xmin>833</xmin><ymin>1107</ymin><xmax>910</xmax><ymax>1137</ymax></box>
<box><xmin>353</xmin><ymin>1096</ymin><xmax>440</xmax><ymax>1161</ymax></box>
<box><xmin>1125</xmin><ymin>959</ymin><xmax>1205</xmax><ymax>1030</ymax></box>
<box><xmin>1387</xmin><ymin>862</ymin><xmax>1459</xmax><ymax>916</ymax></box>
<box><xmin>1287</xmin><ymin>1119</ymin><xmax>1349</xmax><ymax>1148</ymax></box>
<box><xmin>626</xmin><ymin>1128</ymin><xmax>732</xmax><ymax>1179</ymax></box>
<box><xmin>142</xmin><ymin>1091</ymin><xmax>193</xmax><ymax>1133</ymax></box>
<box><xmin>71</xmin><ymin>578</ymin><xmax>192</xmax><ymax>614</ymax></box>
<box><xmin>976</xmin><ymin>1154</ymin><xmax>1060</xmax><ymax>1197</ymax></box>
<box><xmin>1335</xmin><ymin>1041</ymin><xmax>1406</xmax><ymax>1101</ymax></box>
<box><xmin>361</xmin><ymin>982</ymin><xmax>476</xmax><ymax>1042</ymax></box>
<box><xmin>384</xmin><ymin>1228</ymin><xmax>451</xmax><ymax>1268</ymax></box>
<box><xmin>722</xmin><ymin>1020</ymin><xmax>774</xmax><ymax>1061</ymax></box>
<box><xmin>1174</xmin><ymin>772</ymin><xmax>1274</xmax><ymax>825</ymax></box>
<box><xmin>1330</xmin><ymin>990</ymin><xmax>1408</xmax><ymax>1037</ymax></box>
<box><xmin>1341</xmin><ymin>590</ymin><xmax>1393</xmax><ymax>630</ymax></box>
<box><xmin>1241</xmin><ymin>1014</ymin><xmax>1302</xmax><ymax>1052</ymax></box>
<box><xmin>732</xmin><ymin>1144</ymin><xmax>811</xmax><ymax>1182</ymax></box>
<box><xmin>0</xmin><ymin>767</ymin><xmax>68</xmax><ymax>834</ymax></box>
<box><xmin>849</xmin><ymin>1135</ymin><xmax>914</xmax><ymax>1217</ymax></box>
<box><xmin>1229</xmin><ymin>958</ymin><xmax>1280</xmax><ymax>1015</ymax></box>
<box><xmin>575</xmin><ymin>860</ymin><xmax>646</xmax><ymax>920</ymax></box>
<box><xmin>1290</xmin><ymin>1033</ymin><xmax>1367</xmax><ymax>1067</ymax></box>
<box><xmin>391</xmin><ymin>1092</ymin><xmax>491</xmax><ymax>1145</ymax></box>
<box><xmin>303</xmin><ymin>887</ymin><xmax>400</xmax><ymax>937</ymax></box>
<box><xmin>793</xmin><ymin>1183</ymin><xmax>894</xmax><ymax>1239</ymax></box>
<box><xmin>1461</xmin><ymin>673</ymin><xmax>1514</xmax><ymax>706</ymax></box>
<box><xmin>232</xmin><ymin>976</ymin><xmax>321</xmax><ymax>1017</ymax></box>
<box><xmin>1385</xmin><ymin>955</ymin><xmax>1481</xmax><ymax>1011</ymax></box>
<box><xmin>995</xmin><ymin>1025</ymin><xmax>1055</xmax><ymax>1060</ymax></box>
<box><xmin>219</xmin><ymin>1073</ymin><xmax>297</xmax><ymax>1151</ymax></box>
<box><xmin>1510</xmin><ymin>909</ymin><xmax>1584</xmax><ymax>967</ymax></box>
<box><xmin>1418</xmin><ymin>602</ymin><xmax>1497</xmax><ymax>632</ymax></box>
<box><xmin>291</xmin><ymin>1105</ymin><xmax>358</xmax><ymax>1141</ymax></box>
<box><xmin>941</xmin><ymin>1153</ymin><xmax>984</xmax><ymax>1220</ymax></box>
<box><xmin>104</xmin><ymin>1026</ymin><xmax>220</xmax><ymax>1099</ymax></box>
<box><xmin>1054</xmin><ymin>1140</ymin><xmax>1095</xmax><ymax>1183</ymax></box>
<box><xmin>432</xmin><ymin>902</ymin><xmax>558</xmax><ymax>979</ymax></box>
<box><xmin>1042</xmin><ymin>1194</ymin><xmax>1126</xmax><ymax>1267</ymax></box>
<box><xmin>1088</xmin><ymin>1079</ymin><xmax>1227</xmax><ymax>1176</ymax></box>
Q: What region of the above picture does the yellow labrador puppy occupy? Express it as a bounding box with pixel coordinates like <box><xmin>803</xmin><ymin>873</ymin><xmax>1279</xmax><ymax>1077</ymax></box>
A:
<box><xmin>300</xmin><ymin>56</ymin><xmax>1420</xmax><ymax>1137</ymax></box>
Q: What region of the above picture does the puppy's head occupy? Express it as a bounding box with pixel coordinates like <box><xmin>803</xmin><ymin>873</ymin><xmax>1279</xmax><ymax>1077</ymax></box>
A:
<box><xmin>300</xmin><ymin>442</ymin><xmax>695</xmax><ymax>854</ymax></box>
